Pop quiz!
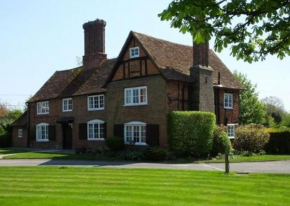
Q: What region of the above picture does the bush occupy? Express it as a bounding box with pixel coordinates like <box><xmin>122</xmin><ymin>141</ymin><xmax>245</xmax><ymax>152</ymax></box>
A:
<box><xmin>0</xmin><ymin>133</ymin><xmax>12</xmax><ymax>148</ymax></box>
<box><xmin>265</xmin><ymin>129</ymin><xmax>290</xmax><ymax>154</ymax></box>
<box><xmin>117</xmin><ymin>150</ymin><xmax>144</xmax><ymax>161</ymax></box>
<box><xmin>234</xmin><ymin>124</ymin><xmax>270</xmax><ymax>153</ymax></box>
<box><xmin>0</xmin><ymin>126</ymin><xmax>5</xmax><ymax>135</ymax></box>
<box><xmin>168</xmin><ymin>111</ymin><xmax>215</xmax><ymax>157</ymax></box>
<box><xmin>142</xmin><ymin>148</ymin><xmax>169</xmax><ymax>162</ymax></box>
<box><xmin>211</xmin><ymin>126</ymin><xmax>232</xmax><ymax>156</ymax></box>
<box><xmin>105</xmin><ymin>136</ymin><xmax>125</xmax><ymax>152</ymax></box>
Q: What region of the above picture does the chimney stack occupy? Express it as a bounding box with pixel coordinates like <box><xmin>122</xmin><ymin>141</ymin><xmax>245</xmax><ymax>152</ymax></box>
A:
<box><xmin>83</xmin><ymin>19</ymin><xmax>107</xmax><ymax>69</ymax></box>
<box><xmin>189</xmin><ymin>40</ymin><xmax>214</xmax><ymax>113</ymax></box>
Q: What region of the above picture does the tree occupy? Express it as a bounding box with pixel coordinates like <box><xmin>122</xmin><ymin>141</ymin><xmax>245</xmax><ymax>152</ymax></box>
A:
<box><xmin>159</xmin><ymin>0</ymin><xmax>290</xmax><ymax>63</ymax></box>
<box><xmin>233</xmin><ymin>71</ymin><xmax>266</xmax><ymax>124</ymax></box>
<box><xmin>282</xmin><ymin>113</ymin><xmax>290</xmax><ymax>128</ymax></box>
<box><xmin>261</xmin><ymin>96</ymin><xmax>285</xmax><ymax>125</ymax></box>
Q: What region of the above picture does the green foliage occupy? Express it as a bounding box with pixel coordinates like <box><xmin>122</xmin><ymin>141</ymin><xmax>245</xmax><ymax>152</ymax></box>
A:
<box><xmin>168</xmin><ymin>111</ymin><xmax>215</xmax><ymax>157</ymax></box>
<box><xmin>211</xmin><ymin>126</ymin><xmax>232</xmax><ymax>156</ymax></box>
<box><xmin>262</xmin><ymin>96</ymin><xmax>286</xmax><ymax>126</ymax></box>
<box><xmin>265</xmin><ymin>130</ymin><xmax>290</xmax><ymax>154</ymax></box>
<box><xmin>233</xmin><ymin>71</ymin><xmax>266</xmax><ymax>125</ymax></box>
<box><xmin>159</xmin><ymin>0</ymin><xmax>290</xmax><ymax>63</ymax></box>
<box><xmin>234</xmin><ymin>124</ymin><xmax>270</xmax><ymax>153</ymax></box>
<box><xmin>0</xmin><ymin>133</ymin><xmax>11</xmax><ymax>148</ymax></box>
<box><xmin>142</xmin><ymin>148</ymin><xmax>169</xmax><ymax>162</ymax></box>
<box><xmin>0</xmin><ymin>125</ymin><xmax>5</xmax><ymax>135</ymax></box>
<box><xmin>282</xmin><ymin>114</ymin><xmax>290</xmax><ymax>128</ymax></box>
<box><xmin>105</xmin><ymin>136</ymin><xmax>125</xmax><ymax>152</ymax></box>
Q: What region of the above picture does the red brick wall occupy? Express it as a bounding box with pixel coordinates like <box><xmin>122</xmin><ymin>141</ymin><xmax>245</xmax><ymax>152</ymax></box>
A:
<box><xmin>12</xmin><ymin>126</ymin><xmax>27</xmax><ymax>147</ymax></box>
<box><xmin>214</xmin><ymin>88</ymin><xmax>239</xmax><ymax>125</ymax></box>
<box><xmin>29</xmin><ymin>95</ymin><xmax>107</xmax><ymax>149</ymax></box>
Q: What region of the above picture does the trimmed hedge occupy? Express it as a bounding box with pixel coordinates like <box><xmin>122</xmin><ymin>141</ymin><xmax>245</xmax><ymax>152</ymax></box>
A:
<box><xmin>105</xmin><ymin>136</ymin><xmax>125</xmax><ymax>152</ymax></box>
<box><xmin>168</xmin><ymin>111</ymin><xmax>215</xmax><ymax>157</ymax></box>
<box><xmin>265</xmin><ymin>129</ymin><xmax>290</xmax><ymax>154</ymax></box>
<box><xmin>211</xmin><ymin>126</ymin><xmax>232</xmax><ymax>156</ymax></box>
<box><xmin>0</xmin><ymin>133</ymin><xmax>12</xmax><ymax>148</ymax></box>
<box><xmin>234</xmin><ymin>124</ymin><xmax>270</xmax><ymax>153</ymax></box>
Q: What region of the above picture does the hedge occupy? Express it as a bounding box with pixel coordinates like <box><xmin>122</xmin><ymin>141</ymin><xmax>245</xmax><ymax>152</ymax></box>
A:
<box><xmin>265</xmin><ymin>129</ymin><xmax>290</xmax><ymax>154</ymax></box>
<box><xmin>211</xmin><ymin>126</ymin><xmax>232</xmax><ymax>156</ymax></box>
<box><xmin>168</xmin><ymin>111</ymin><xmax>215</xmax><ymax>157</ymax></box>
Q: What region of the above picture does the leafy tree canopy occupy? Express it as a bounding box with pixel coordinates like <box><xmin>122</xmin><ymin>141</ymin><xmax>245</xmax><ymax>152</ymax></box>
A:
<box><xmin>233</xmin><ymin>71</ymin><xmax>266</xmax><ymax>124</ymax></box>
<box><xmin>159</xmin><ymin>0</ymin><xmax>290</xmax><ymax>63</ymax></box>
<box><xmin>262</xmin><ymin>96</ymin><xmax>286</xmax><ymax>124</ymax></box>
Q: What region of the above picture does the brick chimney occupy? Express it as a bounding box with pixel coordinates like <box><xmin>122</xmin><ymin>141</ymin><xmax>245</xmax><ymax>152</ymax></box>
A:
<box><xmin>82</xmin><ymin>19</ymin><xmax>107</xmax><ymax>69</ymax></box>
<box><xmin>189</xmin><ymin>41</ymin><xmax>214</xmax><ymax>113</ymax></box>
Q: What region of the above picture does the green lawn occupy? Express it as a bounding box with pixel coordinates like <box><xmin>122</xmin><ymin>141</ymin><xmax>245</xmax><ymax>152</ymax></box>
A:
<box><xmin>2</xmin><ymin>151</ymin><xmax>114</xmax><ymax>161</ymax></box>
<box><xmin>199</xmin><ymin>155</ymin><xmax>290</xmax><ymax>163</ymax></box>
<box><xmin>0</xmin><ymin>167</ymin><xmax>289</xmax><ymax>206</ymax></box>
<box><xmin>0</xmin><ymin>148</ymin><xmax>29</xmax><ymax>155</ymax></box>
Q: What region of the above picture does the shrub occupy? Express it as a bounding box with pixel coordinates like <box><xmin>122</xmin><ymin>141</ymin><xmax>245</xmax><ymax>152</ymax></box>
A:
<box><xmin>117</xmin><ymin>150</ymin><xmax>144</xmax><ymax>161</ymax></box>
<box><xmin>142</xmin><ymin>148</ymin><xmax>169</xmax><ymax>162</ymax></box>
<box><xmin>211</xmin><ymin>126</ymin><xmax>232</xmax><ymax>156</ymax></box>
<box><xmin>234</xmin><ymin>124</ymin><xmax>270</xmax><ymax>152</ymax></box>
<box><xmin>0</xmin><ymin>126</ymin><xmax>5</xmax><ymax>135</ymax></box>
<box><xmin>105</xmin><ymin>136</ymin><xmax>125</xmax><ymax>152</ymax></box>
<box><xmin>168</xmin><ymin>111</ymin><xmax>215</xmax><ymax>157</ymax></box>
<box><xmin>0</xmin><ymin>133</ymin><xmax>12</xmax><ymax>148</ymax></box>
<box><xmin>265</xmin><ymin>129</ymin><xmax>290</xmax><ymax>154</ymax></box>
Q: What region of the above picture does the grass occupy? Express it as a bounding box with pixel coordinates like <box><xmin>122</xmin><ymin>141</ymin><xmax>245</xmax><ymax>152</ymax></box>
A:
<box><xmin>2</xmin><ymin>151</ymin><xmax>116</xmax><ymax>161</ymax></box>
<box><xmin>0</xmin><ymin>167</ymin><xmax>289</xmax><ymax>206</ymax></box>
<box><xmin>0</xmin><ymin>148</ymin><xmax>29</xmax><ymax>155</ymax></box>
<box><xmin>199</xmin><ymin>155</ymin><xmax>290</xmax><ymax>163</ymax></box>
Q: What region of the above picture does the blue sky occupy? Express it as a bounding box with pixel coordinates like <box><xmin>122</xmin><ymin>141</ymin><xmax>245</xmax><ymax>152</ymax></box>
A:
<box><xmin>0</xmin><ymin>0</ymin><xmax>289</xmax><ymax>111</ymax></box>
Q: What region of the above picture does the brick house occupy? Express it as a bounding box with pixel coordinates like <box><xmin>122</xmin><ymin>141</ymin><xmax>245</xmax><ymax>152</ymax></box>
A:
<box><xmin>11</xmin><ymin>18</ymin><xmax>242</xmax><ymax>149</ymax></box>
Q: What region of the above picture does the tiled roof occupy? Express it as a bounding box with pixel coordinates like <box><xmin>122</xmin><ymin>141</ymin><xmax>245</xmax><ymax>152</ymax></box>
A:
<box><xmin>133</xmin><ymin>32</ymin><xmax>242</xmax><ymax>89</ymax></box>
<box><xmin>29</xmin><ymin>59</ymin><xmax>116</xmax><ymax>102</ymax></box>
<box><xmin>30</xmin><ymin>31</ymin><xmax>241</xmax><ymax>103</ymax></box>
<box><xmin>11</xmin><ymin>111</ymin><xmax>27</xmax><ymax>126</ymax></box>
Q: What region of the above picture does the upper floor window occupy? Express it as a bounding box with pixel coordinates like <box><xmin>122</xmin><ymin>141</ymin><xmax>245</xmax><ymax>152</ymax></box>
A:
<box><xmin>63</xmin><ymin>98</ymin><xmax>73</xmax><ymax>112</ymax></box>
<box><xmin>37</xmin><ymin>101</ymin><xmax>49</xmax><ymax>115</ymax></box>
<box><xmin>18</xmin><ymin>129</ymin><xmax>23</xmax><ymax>138</ymax></box>
<box><xmin>227</xmin><ymin>124</ymin><xmax>235</xmax><ymax>139</ymax></box>
<box><xmin>124</xmin><ymin>86</ymin><xmax>147</xmax><ymax>106</ymax></box>
<box><xmin>88</xmin><ymin>95</ymin><xmax>104</xmax><ymax>111</ymax></box>
<box><xmin>124</xmin><ymin>121</ymin><xmax>146</xmax><ymax>145</ymax></box>
<box><xmin>224</xmin><ymin>93</ymin><xmax>233</xmax><ymax>109</ymax></box>
<box><xmin>36</xmin><ymin>123</ymin><xmax>49</xmax><ymax>142</ymax></box>
<box><xmin>130</xmin><ymin>47</ymin><xmax>139</xmax><ymax>58</ymax></box>
<box><xmin>87</xmin><ymin>119</ymin><xmax>105</xmax><ymax>141</ymax></box>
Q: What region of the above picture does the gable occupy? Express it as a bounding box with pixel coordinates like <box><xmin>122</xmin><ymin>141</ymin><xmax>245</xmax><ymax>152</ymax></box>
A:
<box><xmin>112</xmin><ymin>36</ymin><xmax>160</xmax><ymax>81</ymax></box>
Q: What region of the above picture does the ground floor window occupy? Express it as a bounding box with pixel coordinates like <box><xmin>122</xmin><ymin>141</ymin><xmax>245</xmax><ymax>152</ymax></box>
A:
<box><xmin>36</xmin><ymin>123</ymin><xmax>49</xmax><ymax>142</ymax></box>
<box><xmin>87</xmin><ymin>119</ymin><xmax>105</xmax><ymax>140</ymax></box>
<box><xmin>227</xmin><ymin>124</ymin><xmax>235</xmax><ymax>139</ymax></box>
<box><xmin>124</xmin><ymin>121</ymin><xmax>146</xmax><ymax>145</ymax></box>
<box><xmin>18</xmin><ymin>129</ymin><xmax>23</xmax><ymax>138</ymax></box>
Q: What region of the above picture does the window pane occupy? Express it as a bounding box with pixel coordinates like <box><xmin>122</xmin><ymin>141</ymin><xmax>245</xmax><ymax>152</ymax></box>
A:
<box><xmin>133</xmin><ymin>89</ymin><xmax>139</xmax><ymax>103</ymax></box>
<box><xmin>99</xmin><ymin>96</ymin><xmax>104</xmax><ymax>108</ymax></box>
<box><xmin>140</xmin><ymin>88</ymin><xmax>147</xmax><ymax>103</ymax></box>
<box><xmin>134</xmin><ymin>126</ymin><xmax>139</xmax><ymax>143</ymax></box>
<box><xmin>126</xmin><ymin>126</ymin><xmax>132</xmax><ymax>143</ymax></box>
<box><xmin>100</xmin><ymin>124</ymin><xmax>104</xmax><ymax>138</ymax></box>
<box><xmin>126</xmin><ymin>90</ymin><xmax>132</xmax><ymax>104</ymax></box>
<box><xmin>89</xmin><ymin>124</ymin><xmax>93</xmax><ymax>139</ymax></box>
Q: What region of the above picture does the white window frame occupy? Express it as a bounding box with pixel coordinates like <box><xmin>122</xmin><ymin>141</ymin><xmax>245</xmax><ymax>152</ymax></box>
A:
<box><xmin>224</xmin><ymin>93</ymin><xmax>233</xmax><ymax>109</ymax></box>
<box><xmin>62</xmin><ymin>98</ymin><xmax>73</xmax><ymax>112</ymax></box>
<box><xmin>124</xmin><ymin>86</ymin><xmax>147</xmax><ymax>106</ymax></box>
<box><xmin>87</xmin><ymin>95</ymin><xmax>105</xmax><ymax>111</ymax></box>
<box><xmin>87</xmin><ymin>119</ymin><xmax>105</xmax><ymax>141</ymax></box>
<box><xmin>36</xmin><ymin>123</ymin><xmax>49</xmax><ymax>142</ymax></box>
<box><xmin>124</xmin><ymin>121</ymin><xmax>147</xmax><ymax>146</ymax></box>
<box><xmin>37</xmin><ymin>101</ymin><xmax>49</xmax><ymax>115</ymax></box>
<box><xmin>18</xmin><ymin>129</ymin><xmax>23</xmax><ymax>138</ymax></box>
<box><xmin>227</xmin><ymin>124</ymin><xmax>235</xmax><ymax>139</ymax></box>
<box><xmin>130</xmin><ymin>47</ymin><xmax>140</xmax><ymax>58</ymax></box>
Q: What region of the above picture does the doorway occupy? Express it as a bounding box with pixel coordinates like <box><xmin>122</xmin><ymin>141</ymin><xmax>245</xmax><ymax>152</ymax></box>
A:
<box><xmin>62</xmin><ymin>123</ymin><xmax>72</xmax><ymax>149</ymax></box>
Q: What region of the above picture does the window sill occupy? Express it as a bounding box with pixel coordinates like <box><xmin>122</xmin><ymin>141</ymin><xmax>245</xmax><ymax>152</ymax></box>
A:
<box><xmin>37</xmin><ymin>113</ymin><xmax>49</xmax><ymax>115</ymax></box>
<box><xmin>36</xmin><ymin>140</ymin><xmax>49</xmax><ymax>142</ymax></box>
<box><xmin>63</xmin><ymin>110</ymin><xmax>73</xmax><ymax>112</ymax></box>
<box><xmin>229</xmin><ymin>136</ymin><xmax>235</xmax><ymax>139</ymax></box>
<box><xmin>88</xmin><ymin>108</ymin><xmax>105</xmax><ymax>111</ymax></box>
<box><xmin>123</xmin><ymin>103</ymin><xmax>148</xmax><ymax>107</ymax></box>
<box><xmin>224</xmin><ymin>107</ymin><xmax>233</xmax><ymax>110</ymax></box>
<box><xmin>125</xmin><ymin>143</ymin><xmax>147</xmax><ymax>146</ymax></box>
<box><xmin>87</xmin><ymin>138</ymin><xmax>105</xmax><ymax>141</ymax></box>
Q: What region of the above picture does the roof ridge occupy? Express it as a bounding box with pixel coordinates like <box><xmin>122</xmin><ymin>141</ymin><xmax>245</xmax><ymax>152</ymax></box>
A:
<box><xmin>132</xmin><ymin>31</ymin><xmax>193</xmax><ymax>49</ymax></box>
<box><xmin>56</xmin><ymin>66</ymin><xmax>83</xmax><ymax>72</ymax></box>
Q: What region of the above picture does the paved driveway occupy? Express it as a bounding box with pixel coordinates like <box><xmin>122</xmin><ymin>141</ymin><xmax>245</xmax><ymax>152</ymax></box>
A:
<box><xmin>0</xmin><ymin>159</ymin><xmax>290</xmax><ymax>173</ymax></box>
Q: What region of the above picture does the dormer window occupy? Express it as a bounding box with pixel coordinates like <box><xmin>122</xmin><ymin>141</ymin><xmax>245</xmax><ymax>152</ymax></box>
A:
<box><xmin>130</xmin><ymin>47</ymin><xmax>139</xmax><ymax>58</ymax></box>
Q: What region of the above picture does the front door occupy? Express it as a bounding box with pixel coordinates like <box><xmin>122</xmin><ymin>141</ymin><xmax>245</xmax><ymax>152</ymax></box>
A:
<box><xmin>62</xmin><ymin>123</ymin><xmax>72</xmax><ymax>149</ymax></box>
